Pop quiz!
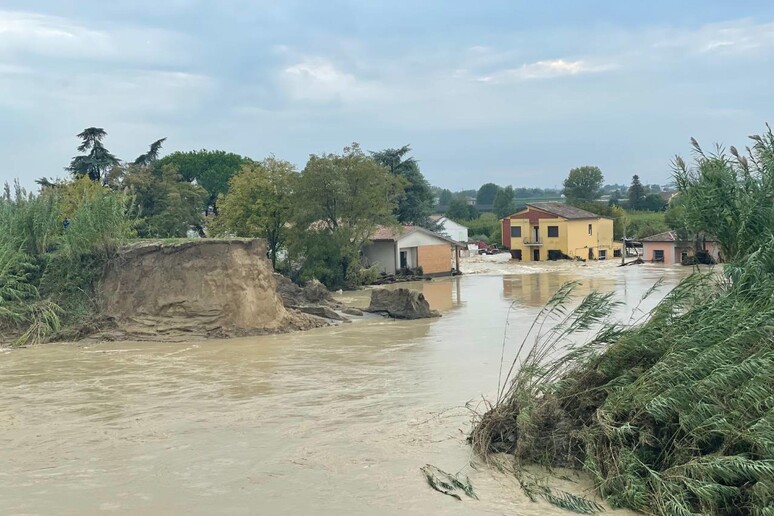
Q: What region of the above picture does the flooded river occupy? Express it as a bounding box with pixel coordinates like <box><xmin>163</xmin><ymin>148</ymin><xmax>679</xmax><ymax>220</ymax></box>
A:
<box><xmin>1</xmin><ymin>265</ymin><xmax>689</xmax><ymax>515</ymax></box>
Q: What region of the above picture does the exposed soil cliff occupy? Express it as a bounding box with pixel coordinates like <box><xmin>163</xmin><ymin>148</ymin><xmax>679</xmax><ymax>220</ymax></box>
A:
<box><xmin>98</xmin><ymin>239</ymin><xmax>324</xmax><ymax>340</ymax></box>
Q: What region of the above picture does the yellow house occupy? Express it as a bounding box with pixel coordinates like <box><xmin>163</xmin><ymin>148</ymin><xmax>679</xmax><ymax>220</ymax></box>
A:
<box><xmin>500</xmin><ymin>202</ymin><xmax>618</xmax><ymax>262</ymax></box>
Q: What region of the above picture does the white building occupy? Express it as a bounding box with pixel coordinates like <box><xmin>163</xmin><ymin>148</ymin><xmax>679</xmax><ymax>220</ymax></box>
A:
<box><xmin>429</xmin><ymin>215</ymin><xmax>468</xmax><ymax>243</ymax></box>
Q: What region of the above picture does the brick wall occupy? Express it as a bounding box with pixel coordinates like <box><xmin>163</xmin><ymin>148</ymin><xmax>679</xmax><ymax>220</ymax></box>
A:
<box><xmin>501</xmin><ymin>218</ymin><xmax>511</xmax><ymax>248</ymax></box>
<box><xmin>417</xmin><ymin>244</ymin><xmax>453</xmax><ymax>275</ymax></box>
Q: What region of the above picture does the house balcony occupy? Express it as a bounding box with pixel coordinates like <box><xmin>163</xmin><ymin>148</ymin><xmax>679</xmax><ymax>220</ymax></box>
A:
<box><xmin>523</xmin><ymin>238</ymin><xmax>543</xmax><ymax>246</ymax></box>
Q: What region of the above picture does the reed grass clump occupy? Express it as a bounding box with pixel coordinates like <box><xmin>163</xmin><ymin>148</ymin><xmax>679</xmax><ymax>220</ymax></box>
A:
<box><xmin>472</xmin><ymin>127</ymin><xmax>774</xmax><ymax>515</ymax></box>
<box><xmin>0</xmin><ymin>180</ymin><xmax>132</xmax><ymax>345</ymax></box>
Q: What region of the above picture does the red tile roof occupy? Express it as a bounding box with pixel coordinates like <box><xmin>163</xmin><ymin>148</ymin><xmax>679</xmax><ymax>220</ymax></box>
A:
<box><xmin>371</xmin><ymin>226</ymin><xmax>402</xmax><ymax>240</ymax></box>
<box><xmin>640</xmin><ymin>231</ymin><xmax>678</xmax><ymax>242</ymax></box>
<box><xmin>369</xmin><ymin>225</ymin><xmax>465</xmax><ymax>247</ymax></box>
<box><xmin>526</xmin><ymin>202</ymin><xmax>606</xmax><ymax>220</ymax></box>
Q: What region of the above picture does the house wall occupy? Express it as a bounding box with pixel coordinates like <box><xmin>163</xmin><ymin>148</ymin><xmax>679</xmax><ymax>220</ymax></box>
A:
<box><xmin>399</xmin><ymin>231</ymin><xmax>448</xmax><ymax>248</ymax></box>
<box><xmin>642</xmin><ymin>242</ymin><xmax>676</xmax><ymax>264</ymax></box>
<box><xmin>438</xmin><ymin>218</ymin><xmax>468</xmax><ymax>243</ymax></box>
<box><xmin>501</xmin><ymin>218</ymin><xmax>511</xmax><ymax>248</ymax></box>
<box><xmin>705</xmin><ymin>241</ymin><xmax>722</xmax><ymax>262</ymax></box>
<box><xmin>363</xmin><ymin>241</ymin><xmax>397</xmax><ymax>274</ymax></box>
<box><xmin>404</xmin><ymin>247</ymin><xmax>418</xmax><ymax>268</ymax></box>
<box><xmin>540</xmin><ymin>218</ymin><xmax>569</xmax><ymax>261</ymax></box>
<box><xmin>505</xmin><ymin>216</ymin><xmax>566</xmax><ymax>262</ymax></box>
<box><xmin>566</xmin><ymin>218</ymin><xmax>615</xmax><ymax>260</ymax></box>
<box><xmin>642</xmin><ymin>241</ymin><xmax>722</xmax><ymax>265</ymax></box>
<box><xmin>417</xmin><ymin>244</ymin><xmax>454</xmax><ymax>275</ymax></box>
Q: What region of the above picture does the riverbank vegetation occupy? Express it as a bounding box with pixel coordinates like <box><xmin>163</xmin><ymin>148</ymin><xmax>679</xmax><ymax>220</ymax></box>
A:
<box><xmin>1</xmin><ymin>132</ymin><xmax>436</xmax><ymax>343</ymax></box>
<box><xmin>471</xmin><ymin>128</ymin><xmax>774</xmax><ymax>515</ymax></box>
<box><xmin>0</xmin><ymin>179</ymin><xmax>132</xmax><ymax>345</ymax></box>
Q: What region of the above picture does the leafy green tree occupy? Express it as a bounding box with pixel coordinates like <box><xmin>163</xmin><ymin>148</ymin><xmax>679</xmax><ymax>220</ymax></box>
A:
<box><xmin>466</xmin><ymin>212</ymin><xmax>500</xmax><ymax>239</ymax></box>
<box><xmin>445</xmin><ymin>196</ymin><xmax>477</xmax><ymax>221</ymax></box>
<box><xmin>213</xmin><ymin>158</ymin><xmax>297</xmax><ymax>269</ymax></box>
<box><xmin>562</xmin><ymin>166</ymin><xmax>603</xmax><ymax>202</ymax></box>
<box><xmin>67</xmin><ymin>127</ymin><xmax>120</xmax><ymax>182</ymax></box>
<box><xmin>133</xmin><ymin>138</ymin><xmax>167</xmax><ymax>166</ymax></box>
<box><xmin>292</xmin><ymin>143</ymin><xmax>404</xmax><ymax>288</ymax></box>
<box><xmin>118</xmin><ymin>163</ymin><xmax>208</xmax><ymax>238</ymax></box>
<box><xmin>642</xmin><ymin>192</ymin><xmax>667</xmax><ymax>212</ymax></box>
<box><xmin>58</xmin><ymin>176</ymin><xmax>110</xmax><ymax>220</ymax></box>
<box><xmin>371</xmin><ymin>145</ymin><xmax>434</xmax><ymax>226</ymax></box>
<box><xmin>628</xmin><ymin>174</ymin><xmax>646</xmax><ymax>209</ymax></box>
<box><xmin>156</xmin><ymin>150</ymin><xmax>246</xmax><ymax>214</ymax></box>
<box><xmin>476</xmin><ymin>183</ymin><xmax>500</xmax><ymax>206</ymax></box>
<box><xmin>493</xmin><ymin>186</ymin><xmax>515</xmax><ymax>218</ymax></box>
<box><xmin>437</xmin><ymin>188</ymin><xmax>453</xmax><ymax>208</ymax></box>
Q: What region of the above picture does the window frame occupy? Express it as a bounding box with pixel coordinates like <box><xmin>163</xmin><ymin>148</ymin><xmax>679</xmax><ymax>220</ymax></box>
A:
<box><xmin>547</xmin><ymin>225</ymin><xmax>559</xmax><ymax>238</ymax></box>
<box><xmin>588</xmin><ymin>223</ymin><xmax>593</xmax><ymax>235</ymax></box>
<box><xmin>510</xmin><ymin>226</ymin><xmax>521</xmax><ymax>238</ymax></box>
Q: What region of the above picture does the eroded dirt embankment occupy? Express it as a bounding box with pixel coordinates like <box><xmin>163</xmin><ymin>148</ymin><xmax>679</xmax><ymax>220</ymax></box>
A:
<box><xmin>98</xmin><ymin>239</ymin><xmax>323</xmax><ymax>341</ymax></box>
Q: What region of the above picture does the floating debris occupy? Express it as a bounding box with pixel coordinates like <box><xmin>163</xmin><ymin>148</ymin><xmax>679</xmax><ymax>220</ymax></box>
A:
<box><xmin>420</xmin><ymin>464</ymin><xmax>478</xmax><ymax>501</ymax></box>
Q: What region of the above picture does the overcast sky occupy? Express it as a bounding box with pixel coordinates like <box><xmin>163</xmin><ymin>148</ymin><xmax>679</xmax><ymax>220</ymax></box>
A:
<box><xmin>2</xmin><ymin>1</ymin><xmax>774</xmax><ymax>191</ymax></box>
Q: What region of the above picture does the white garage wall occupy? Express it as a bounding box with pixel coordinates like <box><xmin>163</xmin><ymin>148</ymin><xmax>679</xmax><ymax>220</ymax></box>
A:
<box><xmin>362</xmin><ymin>241</ymin><xmax>397</xmax><ymax>274</ymax></box>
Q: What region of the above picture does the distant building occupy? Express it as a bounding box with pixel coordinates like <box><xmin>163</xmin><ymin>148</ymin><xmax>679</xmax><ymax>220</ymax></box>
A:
<box><xmin>500</xmin><ymin>202</ymin><xmax>618</xmax><ymax>262</ymax></box>
<box><xmin>640</xmin><ymin>231</ymin><xmax>721</xmax><ymax>264</ymax></box>
<box><xmin>363</xmin><ymin>226</ymin><xmax>465</xmax><ymax>276</ymax></box>
<box><xmin>429</xmin><ymin>215</ymin><xmax>468</xmax><ymax>243</ymax></box>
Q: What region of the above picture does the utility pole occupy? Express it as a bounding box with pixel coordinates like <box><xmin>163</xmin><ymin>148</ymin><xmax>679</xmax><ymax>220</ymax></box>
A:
<box><xmin>621</xmin><ymin>217</ymin><xmax>627</xmax><ymax>266</ymax></box>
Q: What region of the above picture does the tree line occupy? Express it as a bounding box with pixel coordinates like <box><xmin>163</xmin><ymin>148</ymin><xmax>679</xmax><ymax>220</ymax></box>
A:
<box><xmin>36</xmin><ymin>129</ymin><xmax>443</xmax><ymax>289</ymax></box>
<box><xmin>434</xmin><ymin>167</ymin><xmax>674</xmax><ymax>244</ymax></box>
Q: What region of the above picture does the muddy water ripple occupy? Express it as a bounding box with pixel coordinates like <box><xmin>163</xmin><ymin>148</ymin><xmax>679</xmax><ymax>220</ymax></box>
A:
<box><xmin>0</xmin><ymin>265</ymin><xmax>689</xmax><ymax>515</ymax></box>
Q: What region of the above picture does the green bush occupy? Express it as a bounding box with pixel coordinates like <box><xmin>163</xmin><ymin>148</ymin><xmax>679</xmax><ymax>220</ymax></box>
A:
<box><xmin>348</xmin><ymin>264</ymin><xmax>381</xmax><ymax>286</ymax></box>
<box><xmin>60</xmin><ymin>187</ymin><xmax>134</xmax><ymax>260</ymax></box>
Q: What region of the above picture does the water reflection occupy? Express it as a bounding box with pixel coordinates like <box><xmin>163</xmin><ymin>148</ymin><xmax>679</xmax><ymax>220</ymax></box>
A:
<box><xmin>335</xmin><ymin>278</ymin><xmax>462</xmax><ymax>312</ymax></box>
<box><xmin>420</xmin><ymin>278</ymin><xmax>460</xmax><ymax>311</ymax></box>
<box><xmin>502</xmin><ymin>273</ymin><xmax>616</xmax><ymax>307</ymax></box>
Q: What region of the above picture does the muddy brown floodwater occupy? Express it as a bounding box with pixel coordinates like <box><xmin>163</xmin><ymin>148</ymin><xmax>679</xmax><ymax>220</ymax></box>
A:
<box><xmin>1</xmin><ymin>264</ymin><xmax>692</xmax><ymax>515</ymax></box>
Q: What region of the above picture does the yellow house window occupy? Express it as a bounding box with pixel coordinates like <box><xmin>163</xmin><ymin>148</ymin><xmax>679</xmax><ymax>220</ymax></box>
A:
<box><xmin>588</xmin><ymin>223</ymin><xmax>592</xmax><ymax>235</ymax></box>
<box><xmin>547</xmin><ymin>226</ymin><xmax>559</xmax><ymax>238</ymax></box>
<box><xmin>510</xmin><ymin>226</ymin><xmax>521</xmax><ymax>238</ymax></box>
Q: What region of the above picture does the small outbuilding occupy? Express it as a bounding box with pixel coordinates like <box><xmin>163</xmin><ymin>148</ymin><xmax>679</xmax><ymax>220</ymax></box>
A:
<box><xmin>640</xmin><ymin>231</ymin><xmax>722</xmax><ymax>264</ymax></box>
<box><xmin>363</xmin><ymin>226</ymin><xmax>465</xmax><ymax>276</ymax></box>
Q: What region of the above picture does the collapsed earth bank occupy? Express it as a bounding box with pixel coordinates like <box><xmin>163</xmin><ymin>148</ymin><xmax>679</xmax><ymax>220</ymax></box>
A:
<box><xmin>97</xmin><ymin>239</ymin><xmax>326</xmax><ymax>340</ymax></box>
